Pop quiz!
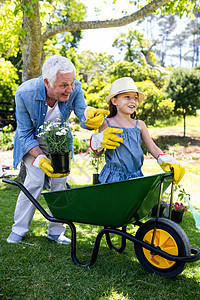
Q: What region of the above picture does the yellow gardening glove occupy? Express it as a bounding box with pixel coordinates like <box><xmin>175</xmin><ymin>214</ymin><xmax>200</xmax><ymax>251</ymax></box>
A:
<box><xmin>33</xmin><ymin>154</ymin><xmax>68</xmax><ymax>178</ymax></box>
<box><xmin>84</xmin><ymin>107</ymin><xmax>109</xmax><ymax>129</ymax></box>
<box><xmin>90</xmin><ymin>127</ymin><xmax>124</xmax><ymax>151</ymax></box>
<box><xmin>157</xmin><ymin>154</ymin><xmax>185</xmax><ymax>184</ymax></box>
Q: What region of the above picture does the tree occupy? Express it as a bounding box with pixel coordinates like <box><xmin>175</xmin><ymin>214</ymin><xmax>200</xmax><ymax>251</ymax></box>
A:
<box><xmin>157</xmin><ymin>15</ymin><xmax>177</xmax><ymax>66</ymax></box>
<box><xmin>77</xmin><ymin>50</ymin><xmax>114</xmax><ymax>85</ymax></box>
<box><xmin>184</xmin><ymin>8</ymin><xmax>200</xmax><ymax>67</ymax></box>
<box><xmin>107</xmin><ymin>60</ymin><xmax>169</xmax><ymax>88</ymax></box>
<box><xmin>165</xmin><ymin>68</ymin><xmax>200</xmax><ymax>136</ymax></box>
<box><xmin>168</xmin><ymin>32</ymin><xmax>188</xmax><ymax>67</ymax></box>
<box><xmin>112</xmin><ymin>29</ymin><xmax>158</xmax><ymax>65</ymax></box>
<box><xmin>1</xmin><ymin>0</ymin><xmax>198</xmax><ymax>82</ymax></box>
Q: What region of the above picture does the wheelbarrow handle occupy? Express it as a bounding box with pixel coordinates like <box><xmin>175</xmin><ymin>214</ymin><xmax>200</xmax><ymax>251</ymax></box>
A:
<box><xmin>2</xmin><ymin>178</ymin><xmax>62</xmax><ymax>224</ymax></box>
<box><xmin>2</xmin><ymin>177</ymin><xmax>26</xmax><ymax>187</ymax></box>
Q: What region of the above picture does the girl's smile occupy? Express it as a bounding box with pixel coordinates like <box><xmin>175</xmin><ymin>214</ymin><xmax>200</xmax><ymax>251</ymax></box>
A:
<box><xmin>111</xmin><ymin>92</ymin><xmax>139</xmax><ymax>115</ymax></box>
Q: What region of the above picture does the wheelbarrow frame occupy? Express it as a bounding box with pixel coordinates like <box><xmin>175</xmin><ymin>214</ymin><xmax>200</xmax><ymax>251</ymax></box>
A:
<box><xmin>2</xmin><ymin>173</ymin><xmax>200</xmax><ymax>271</ymax></box>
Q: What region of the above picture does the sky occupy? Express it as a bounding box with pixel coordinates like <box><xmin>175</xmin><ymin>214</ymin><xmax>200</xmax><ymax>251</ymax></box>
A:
<box><xmin>77</xmin><ymin>0</ymin><xmax>190</xmax><ymax>68</ymax></box>
<box><xmin>77</xmin><ymin>0</ymin><xmax>144</xmax><ymax>60</ymax></box>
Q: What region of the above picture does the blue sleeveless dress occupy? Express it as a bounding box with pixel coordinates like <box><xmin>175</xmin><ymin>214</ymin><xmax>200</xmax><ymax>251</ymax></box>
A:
<box><xmin>99</xmin><ymin>119</ymin><xmax>144</xmax><ymax>183</ymax></box>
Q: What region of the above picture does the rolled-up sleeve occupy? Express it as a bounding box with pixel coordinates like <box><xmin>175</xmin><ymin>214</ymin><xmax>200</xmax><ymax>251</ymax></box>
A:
<box><xmin>71</xmin><ymin>82</ymin><xmax>88</xmax><ymax>128</ymax></box>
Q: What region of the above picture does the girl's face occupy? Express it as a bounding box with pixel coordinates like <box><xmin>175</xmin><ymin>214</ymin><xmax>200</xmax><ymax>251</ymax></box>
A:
<box><xmin>111</xmin><ymin>92</ymin><xmax>139</xmax><ymax>115</ymax></box>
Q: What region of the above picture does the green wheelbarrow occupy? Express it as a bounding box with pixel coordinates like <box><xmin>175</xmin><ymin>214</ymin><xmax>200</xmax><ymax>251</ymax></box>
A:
<box><xmin>3</xmin><ymin>171</ymin><xmax>200</xmax><ymax>278</ymax></box>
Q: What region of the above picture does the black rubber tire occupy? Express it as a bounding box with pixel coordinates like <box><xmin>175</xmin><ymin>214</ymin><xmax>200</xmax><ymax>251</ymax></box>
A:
<box><xmin>134</xmin><ymin>218</ymin><xmax>191</xmax><ymax>278</ymax></box>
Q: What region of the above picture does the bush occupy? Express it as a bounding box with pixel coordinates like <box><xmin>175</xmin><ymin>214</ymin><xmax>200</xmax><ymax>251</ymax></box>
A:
<box><xmin>0</xmin><ymin>58</ymin><xmax>19</xmax><ymax>128</ymax></box>
<box><xmin>73</xmin><ymin>136</ymin><xmax>90</xmax><ymax>154</ymax></box>
<box><xmin>136</xmin><ymin>80</ymin><xmax>174</xmax><ymax>126</ymax></box>
<box><xmin>0</xmin><ymin>124</ymin><xmax>15</xmax><ymax>150</ymax></box>
<box><xmin>165</xmin><ymin>68</ymin><xmax>200</xmax><ymax>136</ymax></box>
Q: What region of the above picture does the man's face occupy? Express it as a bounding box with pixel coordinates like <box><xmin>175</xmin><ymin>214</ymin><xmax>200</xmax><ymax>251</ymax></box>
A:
<box><xmin>44</xmin><ymin>71</ymin><xmax>75</xmax><ymax>102</ymax></box>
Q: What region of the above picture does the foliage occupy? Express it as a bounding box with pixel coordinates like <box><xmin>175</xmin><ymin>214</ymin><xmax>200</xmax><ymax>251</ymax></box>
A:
<box><xmin>165</xmin><ymin>68</ymin><xmax>200</xmax><ymax>136</ymax></box>
<box><xmin>37</xmin><ymin>119</ymin><xmax>73</xmax><ymax>154</ymax></box>
<box><xmin>0</xmin><ymin>58</ymin><xmax>19</xmax><ymax>105</ymax></box>
<box><xmin>107</xmin><ymin>60</ymin><xmax>152</xmax><ymax>83</ymax></box>
<box><xmin>85</xmin><ymin>81</ymin><xmax>111</xmax><ymax>110</ymax></box>
<box><xmin>41</xmin><ymin>0</ymin><xmax>86</xmax><ymax>60</ymax></box>
<box><xmin>112</xmin><ymin>29</ymin><xmax>158</xmax><ymax>65</ymax></box>
<box><xmin>136</xmin><ymin>80</ymin><xmax>175</xmax><ymax>125</ymax></box>
<box><xmin>72</xmin><ymin>136</ymin><xmax>90</xmax><ymax>154</ymax></box>
<box><xmin>160</xmin><ymin>200</ymin><xmax>168</xmax><ymax>208</ymax></box>
<box><xmin>174</xmin><ymin>184</ymin><xmax>190</xmax><ymax>202</ymax></box>
<box><xmin>0</xmin><ymin>58</ymin><xmax>19</xmax><ymax>128</ymax></box>
<box><xmin>107</xmin><ymin>60</ymin><xmax>168</xmax><ymax>88</ymax></box>
<box><xmin>78</xmin><ymin>51</ymin><xmax>114</xmax><ymax>81</ymax></box>
<box><xmin>90</xmin><ymin>150</ymin><xmax>105</xmax><ymax>174</ymax></box>
<box><xmin>163</xmin><ymin>184</ymin><xmax>189</xmax><ymax>212</ymax></box>
<box><xmin>3</xmin><ymin>0</ymin><xmax>198</xmax><ymax>81</ymax></box>
<box><xmin>0</xmin><ymin>0</ymin><xmax>199</xmax><ymax>129</ymax></box>
<box><xmin>161</xmin><ymin>0</ymin><xmax>199</xmax><ymax>18</ymax></box>
<box><xmin>85</xmin><ymin>60</ymin><xmax>174</xmax><ymax>124</ymax></box>
<box><xmin>0</xmin><ymin>1</ymin><xmax>22</xmax><ymax>57</ymax></box>
<box><xmin>0</xmin><ymin>124</ymin><xmax>14</xmax><ymax>150</ymax></box>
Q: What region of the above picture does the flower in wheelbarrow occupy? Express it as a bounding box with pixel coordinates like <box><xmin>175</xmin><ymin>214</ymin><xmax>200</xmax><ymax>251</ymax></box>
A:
<box><xmin>37</xmin><ymin>119</ymin><xmax>73</xmax><ymax>154</ymax></box>
<box><xmin>172</xmin><ymin>202</ymin><xmax>187</xmax><ymax>212</ymax></box>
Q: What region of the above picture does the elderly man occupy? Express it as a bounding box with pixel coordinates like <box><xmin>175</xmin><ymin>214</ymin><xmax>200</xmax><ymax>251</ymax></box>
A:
<box><xmin>7</xmin><ymin>54</ymin><xmax>109</xmax><ymax>245</ymax></box>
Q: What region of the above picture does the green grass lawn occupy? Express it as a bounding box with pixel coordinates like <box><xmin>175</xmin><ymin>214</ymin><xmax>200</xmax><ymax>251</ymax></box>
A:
<box><xmin>1</xmin><ymin>113</ymin><xmax>200</xmax><ymax>299</ymax></box>
<box><xmin>0</xmin><ymin>177</ymin><xmax>200</xmax><ymax>299</ymax></box>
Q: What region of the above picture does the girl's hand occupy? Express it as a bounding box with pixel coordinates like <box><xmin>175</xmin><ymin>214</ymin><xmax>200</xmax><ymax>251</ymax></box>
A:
<box><xmin>157</xmin><ymin>154</ymin><xmax>185</xmax><ymax>184</ymax></box>
<box><xmin>90</xmin><ymin>127</ymin><xmax>123</xmax><ymax>151</ymax></box>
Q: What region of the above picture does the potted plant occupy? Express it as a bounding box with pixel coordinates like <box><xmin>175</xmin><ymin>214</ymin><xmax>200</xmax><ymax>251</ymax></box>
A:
<box><xmin>163</xmin><ymin>185</ymin><xmax>188</xmax><ymax>223</ymax></box>
<box><xmin>171</xmin><ymin>202</ymin><xmax>187</xmax><ymax>223</ymax></box>
<box><xmin>38</xmin><ymin>119</ymin><xmax>73</xmax><ymax>173</ymax></box>
<box><xmin>90</xmin><ymin>150</ymin><xmax>105</xmax><ymax>184</ymax></box>
<box><xmin>171</xmin><ymin>185</ymin><xmax>188</xmax><ymax>223</ymax></box>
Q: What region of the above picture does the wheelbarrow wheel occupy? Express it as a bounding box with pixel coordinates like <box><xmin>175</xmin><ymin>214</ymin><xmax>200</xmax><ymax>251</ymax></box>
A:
<box><xmin>134</xmin><ymin>218</ymin><xmax>191</xmax><ymax>278</ymax></box>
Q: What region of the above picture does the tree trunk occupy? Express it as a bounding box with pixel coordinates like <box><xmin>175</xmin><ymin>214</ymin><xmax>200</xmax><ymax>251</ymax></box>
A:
<box><xmin>20</xmin><ymin>0</ymin><xmax>44</xmax><ymax>82</ymax></box>
<box><xmin>183</xmin><ymin>113</ymin><xmax>186</xmax><ymax>137</ymax></box>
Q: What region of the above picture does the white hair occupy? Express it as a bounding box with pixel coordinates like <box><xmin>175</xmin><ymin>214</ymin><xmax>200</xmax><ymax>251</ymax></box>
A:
<box><xmin>42</xmin><ymin>55</ymin><xmax>76</xmax><ymax>87</ymax></box>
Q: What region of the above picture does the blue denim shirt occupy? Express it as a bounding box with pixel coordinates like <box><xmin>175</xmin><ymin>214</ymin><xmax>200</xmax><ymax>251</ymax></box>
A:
<box><xmin>13</xmin><ymin>76</ymin><xmax>87</xmax><ymax>169</ymax></box>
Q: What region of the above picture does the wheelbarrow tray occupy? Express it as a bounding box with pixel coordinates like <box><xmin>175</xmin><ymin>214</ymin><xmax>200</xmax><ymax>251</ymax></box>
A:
<box><xmin>43</xmin><ymin>172</ymin><xmax>173</xmax><ymax>227</ymax></box>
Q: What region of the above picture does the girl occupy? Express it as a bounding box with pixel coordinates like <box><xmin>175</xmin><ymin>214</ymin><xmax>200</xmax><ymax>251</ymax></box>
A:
<box><xmin>90</xmin><ymin>77</ymin><xmax>185</xmax><ymax>184</ymax></box>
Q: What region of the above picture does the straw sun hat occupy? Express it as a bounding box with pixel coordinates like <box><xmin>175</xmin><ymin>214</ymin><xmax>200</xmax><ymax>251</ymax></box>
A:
<box><xmin>105</xmin><ymin>77</ymin><xmax>145</xmax><ymax>104</ymax></box>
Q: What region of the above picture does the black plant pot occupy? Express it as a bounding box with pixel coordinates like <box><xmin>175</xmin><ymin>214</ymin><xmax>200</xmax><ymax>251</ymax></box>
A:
<box><xmin>151</xmin><ymin>205</ymin><xmax>165</xmax><ymax>217</ymax></box>
<box><xmin>93</xmin><ymin>174</ymin><xmax>100</xmax><ymax>185</ymax></box>
<box><xmin>50</xmin><ymin>152</ymin><xmax>70</xmax><ymax>174</ymax></box>
<box><xmin>171</xmin><ymin>210</ymin><xmax>184</xmax><ymax>223</ymax></box>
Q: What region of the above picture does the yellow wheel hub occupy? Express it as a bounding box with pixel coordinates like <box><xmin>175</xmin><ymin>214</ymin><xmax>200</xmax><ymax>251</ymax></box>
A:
<box><xmin>143</xmin><ymin>229</ymin><xmax>178</xmax><ymax>269</ymax></box>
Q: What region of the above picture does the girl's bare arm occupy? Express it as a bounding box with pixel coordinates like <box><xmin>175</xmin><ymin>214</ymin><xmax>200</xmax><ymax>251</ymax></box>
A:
<box><xmin>98</xmin><ymin>119</ymin><xmax>109</xmax><ymax>133</ymax></box>
<box><xmin>139</xmin><ymin>120</ymin><xmax>164</xmax><ymax>159</ymax></box>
